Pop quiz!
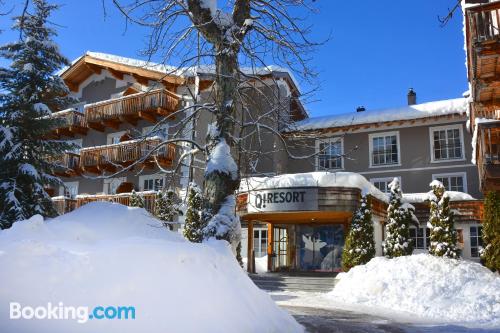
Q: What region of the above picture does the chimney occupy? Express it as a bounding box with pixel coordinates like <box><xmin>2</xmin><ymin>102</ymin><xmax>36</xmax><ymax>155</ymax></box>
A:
<box><xmin>356</xmin><ymin>106</ymin><xmax>365</xmax><ymax>112</ymax></box>
<box><xmin>407</xmin><ymin>88</ymin><xmax>416</xmax><ymax>105</ymax></box>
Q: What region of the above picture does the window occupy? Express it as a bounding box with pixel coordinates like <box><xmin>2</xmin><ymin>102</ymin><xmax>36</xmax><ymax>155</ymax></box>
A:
<box><xmin>430</xmin><ymin>125</ymin><xmax>464</xmax><ymax>162</ymax></box>
<box><xmin>59</xmin><ymin>181</ymin><xmax>79</xmax><ymax>198</ymax></box>
<box><xmin>103</xmin><ymin>177</ymin><xmax>126</xmax><ymax>194</ymax></box>
<box><xmin>107</xmin><ymin>131</ymin><xmax>127</xmax><ymax>145</ymax></box>
<box><xmin>432</xmin><ymin>173</ymin><xmax>467</xmax><ymax>193</ymax></box>
<box><xmin>409</xmin><ymin>227</ymin><xmax>430</xmax><ymax>249</ymax></box>
<box><xmin>253</xmin><ymin>228</ymin><xmax>268</xmax><ymax>258</ymax></box>
<box><xmin>369</xmin><ymin>132</ymin><xmax>400</xmax><ymax>167</ymax></box>
<box><xmin>317</xmin><ymin>138</ymin><xmax>343</xmax><ymax>170</ymax></box>
<box><xmin>143</xmin><ymin>124</ymin><xmax>169</xmax><ymax>139</ymax></box>
<box><xmin>470</xmin><ymin>226</ymin><xmax>483</xmax><ymax>258</ymax></box>
<box><xmin>370</xmin><ymin>177</ymin><xmax>401</xmax><ymax>194</ymax></box>
<box><xmin>139</xmin><ymin>174</ymin><xmax>165</xmax><ymax>191</ymax></box>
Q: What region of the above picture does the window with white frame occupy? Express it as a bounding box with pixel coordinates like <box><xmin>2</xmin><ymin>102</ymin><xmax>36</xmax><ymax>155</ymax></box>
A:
<box><xmin>253</xmin><ymin>228</ymin><xmax>268</xmax><ymax>258</ymax></box>
<box><xmin>106</xmin><ymin>131</ymin><xmax>127</xmax><ymax>145</ymax></box>
<box><xmin>370</xmin><ymin>177</ymin><xmax>400</xmax><ymax>194</ymax></box>
<box><xmin>369</xmin><ymin>132</ymin><xmax>400</xmax><ymax>167</ymax></box>
<box><xmin>143</xmin><ymin>123</ymin><xmax>169</xmax><ymax>139</ymax></box>
<box><xmin>103</xmin><ymin>177</ymin><xmax>126</xmax><ymax>194</ymax></box>
<box><xmin>469</xmin><ymin>226</ymin><xmax>483</xmax><ymax>258</ymax></box>
<box><xmin>139</xmin><ymin>174</ymin><xmax>165</xmax><ymax>191</ymax></box>
<box><xmin>317</xmin><ymin>138</ymin><xmax>343</xmax><ymax>170</ymax></box>
<box><xmin>430</xmin><ymin>124</ymin><xmax>464</xmax><ymax>162</ymax></box>
<box><xmin>409</xmin><ymin>227</ymin><xmax>430</xmax><ymax>249</ymax></box>
<box><xmin>59</xmin><ymin>181</ymin><xmax>79</xmax><ymax>198</ymax></box>
<box><xmin>432</xmin><ymin>173</ymin><xmax>467</xmax><ymax>193</ymax></box>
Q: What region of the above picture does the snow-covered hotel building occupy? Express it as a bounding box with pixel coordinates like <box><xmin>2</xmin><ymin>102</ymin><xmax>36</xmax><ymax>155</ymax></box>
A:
<box><xmin>48</xmin><ymin>51</ymin><xmax>484</xmax><ymax>273</ymax></box>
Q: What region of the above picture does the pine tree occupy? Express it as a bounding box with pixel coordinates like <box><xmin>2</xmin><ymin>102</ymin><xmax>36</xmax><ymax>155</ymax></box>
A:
<box><xmin>129</xmin><ymin>190</ymin><xmax>145</xmax><ymax>208</ymax></box>
<box><xmin>342</xmin><ymin>195</ymin><xmax>376</xmax><ymax>271</ymax></box>
<box><xmin>427</xmin><ymin>180</ymin><xmax>459</xmax><ymax>258</ymax></box>
<box><xmin>0</xmin><ymin>0</ymin><xmax>75</xmax><ymax>228</ymax></box>
<box><xmin>155</xmin><ymin>190</ymin><xmax>182</xmax><ymax>230</ymax></box>
<box><xmin>480</xmin><ymin>191</ymin><xmax>500</xmax><ymax>271</ymax></box>
<box><xmin>383</xmin><ymin>178</ymin><xmax>414</xmax><ymax>258</ymax></box>
<box><xmin>183</xmin><ymin>183</ymin><xmax>204</xmax><ymax>242</ymax></box>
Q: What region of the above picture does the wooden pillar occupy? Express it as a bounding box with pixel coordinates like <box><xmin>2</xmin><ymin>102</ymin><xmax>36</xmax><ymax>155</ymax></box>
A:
<box><xmin>247</xmin><ymin>220</ymin><xmax>254</xmax><ymax>273</ymax></box>
<box><xmin>267</xmin><ymin>223</ymin><xmax>273</xmax><ymax>272</ymax></box>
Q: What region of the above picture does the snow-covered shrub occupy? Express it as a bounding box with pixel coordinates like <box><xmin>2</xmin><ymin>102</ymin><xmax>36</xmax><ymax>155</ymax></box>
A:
<box><xmin>427</xmin><ymin>180</ymin><xmax>459</xmax><ymax>258</ymax></box>
<box><xmin>342</xmin><ymin>195</ymin><xmax>375</xmax><ymax>271</ymax></box>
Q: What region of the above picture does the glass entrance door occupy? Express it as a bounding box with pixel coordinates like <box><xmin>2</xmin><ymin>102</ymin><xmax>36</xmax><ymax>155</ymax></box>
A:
<box><xmin>272</xmin><ymin>227</ymin><xmax>288</xmax><ymax>271</ymax></box>
<box><xmin>297</xmin><ymin>225</ymin><xmax>344</xmax><ymax>272</ymax></box>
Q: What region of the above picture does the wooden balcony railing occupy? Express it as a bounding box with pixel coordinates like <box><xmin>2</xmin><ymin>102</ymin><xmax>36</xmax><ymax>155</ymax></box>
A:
<box><xmin>471</xmin><ymin>104</ymin><xmax>500</xmax><ymax>131</ymax></box>
<box><xmin>79</xmin><ymin>138</ymin><xmax>175</xmax><ymax>173</ymax></box>
<box><xmin>477</xmin><ymin>123</ymin><xmax>500</xmax><ymax>191</ymax></box>
<box><xmin>467</xmin><ymin>2</ymin><xmax>500</xmax><ymax>43</ymax></box>
<box><xmin>50</xmin><ymin>109</ymin><xmax>88</xmax><ymax>137</ymax></box>
<box><xmin>84</xmin><ymin>89</ymin><xmax>179</xmax><ymax>130</ymax></box>
<box><xmin>52</xmin><ymin>197</ymin><xmax>77</xmax><ymax>215</ymax></box>
<box><xmin>76</xmin><ymin>192</ymin><xmax>157</xmax><ymax>214</ymax></box>
<box><xmin>48</xmin><ymin>152</ymin><xmax>80</xmax><ymax>177</ymax></box>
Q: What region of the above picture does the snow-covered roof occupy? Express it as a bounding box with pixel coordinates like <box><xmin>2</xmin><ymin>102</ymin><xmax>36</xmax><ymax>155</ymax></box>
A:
<box><xmin>402</xmin><ymin>191</ymin><xmax>476</xmax><ymax>203</ymax></box>
<box><xmin>59</xmin><ymin>51</ymin><xmax>301</xmax><ymax>93</ymax></box>
<box><xmin>289</xmin><ymin>98</ymin><xmax>468</xmax><ymax>132</ymax></box>
<box><xmin>239</xmin><ymin>171</ymin><xmax>388</xmax><ymax>203</ymax></box>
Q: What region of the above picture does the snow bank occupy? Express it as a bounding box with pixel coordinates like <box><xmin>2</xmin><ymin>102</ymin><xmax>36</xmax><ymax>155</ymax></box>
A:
<box><xmin>240</xmin><ymin>172</ymin><xmax>388</xmax><ymax>203</ymax></box>
<box><xmin>0</xmin><ymin>202</ymin><xmax>302</xmax><ymax>333</ymax></box>
<box><xmin>291</xmin><ymin>98</ymin><xmax>467</xmax><ymax>131</ymax></box>
<box><xmin>328</xmin><ymin>254</ymin><xmax>500</xmax><ymax>326</ymax></box>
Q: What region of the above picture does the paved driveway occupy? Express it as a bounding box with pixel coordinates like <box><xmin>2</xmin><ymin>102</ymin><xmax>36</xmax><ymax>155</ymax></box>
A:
<box><xmin>282</xmin><ymin>306</ymin><xmax>500</xmax><ymax>333</ymax></box>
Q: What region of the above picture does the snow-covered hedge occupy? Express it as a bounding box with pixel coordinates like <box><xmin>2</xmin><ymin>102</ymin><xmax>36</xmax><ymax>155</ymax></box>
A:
<box><xmin>0</xmin><ymin>203</ymin><xmax>302</xmax><ymax>333</ymax></box>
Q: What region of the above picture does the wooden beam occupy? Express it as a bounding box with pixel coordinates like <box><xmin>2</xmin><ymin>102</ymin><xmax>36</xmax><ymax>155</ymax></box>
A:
<box><xmin>64</xmin><ymin>80</ymin><xmax>79</xmax><ymax>92</ymax></box>
<box><xmin>85</xmin><ymin>63</ymin><xmax>102</xmax><ymax>75</ymax></box>
<box><xmin>247</xmin><ymin>221</ymin><xmax>254</xmax><ymax>273</ymax></box>
<box><xmin>101</xmin><ymin>120</ymin><xmax>120</xmax><ymax>130</ymax></box>
<box><xmin>119</xmin><ymin>115</ymin><xmax>138</xmax><ymax>126</ymax></box>
<box><xmin>267</xmin><ymin>223</ymin><xmax>273</xmax><ymax>272</ymax></box>
<box><xmin>138</xmin><ymin>111</ymin><xmax>156</xmax><ymax>123</ymax></box>
<box><xmin>87</xmin><ymin>122</ymin><xmax>105</xmax><ymax>132</ymax></box>
<box><xmin>107</xmin><ymin>68</ymin><xmax>124</xmax><ymax>80</ymax></box>
<box><xmin>133</xmin><ymin>74</ymin><xmax>149</xmax><ymax>86</ymax></box>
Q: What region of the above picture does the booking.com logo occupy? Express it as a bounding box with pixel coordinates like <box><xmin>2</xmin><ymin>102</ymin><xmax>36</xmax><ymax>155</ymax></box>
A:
<box><xmin>9</xmin><ymin>302</ymin><xmax>135</xmax><ymax>323</ymax></box>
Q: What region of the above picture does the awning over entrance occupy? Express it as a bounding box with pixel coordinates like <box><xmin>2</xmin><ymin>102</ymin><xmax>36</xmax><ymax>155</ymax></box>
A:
<box><xmin>242</xmin><ymin>210</ymin><xmax>352</xmax><ymax>224</ymax></box>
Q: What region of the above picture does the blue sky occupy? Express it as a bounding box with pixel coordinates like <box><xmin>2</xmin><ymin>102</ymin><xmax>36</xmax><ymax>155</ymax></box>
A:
<box><xmin>0</xmin><ymin>0</ymin><xmax>466</xmax><ymax>118</ymax></box>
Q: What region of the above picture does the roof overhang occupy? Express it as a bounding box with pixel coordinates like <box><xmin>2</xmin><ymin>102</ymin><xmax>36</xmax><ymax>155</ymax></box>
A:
<box><xmin>60</xmin><ymin>54</ymin><xmax>185</xmax><ymax>93</ymax></box>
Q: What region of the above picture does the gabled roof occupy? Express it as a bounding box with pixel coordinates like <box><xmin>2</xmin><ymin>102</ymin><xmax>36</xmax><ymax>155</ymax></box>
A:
<box><xmin>288</xmin><ymin>97</ymin><xmax>468</xmax><ymax>133</ymax></box>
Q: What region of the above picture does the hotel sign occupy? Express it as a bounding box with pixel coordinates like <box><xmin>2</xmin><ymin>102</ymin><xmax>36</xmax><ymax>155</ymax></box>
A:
<box><xmin>248</xmin><ymin>188</ymin><xmax>318</xmax><ymax>213</ymax></box>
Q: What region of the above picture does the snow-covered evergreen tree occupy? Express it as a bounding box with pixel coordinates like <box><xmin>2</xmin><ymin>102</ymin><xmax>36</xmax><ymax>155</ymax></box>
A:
<box><xmin>155</xmin><ymin>190</ymin><xmax>182</xmax><ymax>230</ymax></box>
<box><xmin>129</xmin><ymin>190</ymin><xmax>145</xmax><ymax>208</ymax></box>
<box><xmin>183</xmin><ymin>183</ymin><xmax>204</xmax><ymax>242</ymax></box>
<box><xmin>481</xmin><ymin>191</ymin><xmax>500</xmax><ymax>272</ymax></box>
<box><xmin>0</xmin><ymin>0</ymin><xmax>74</xmax><ymax>228</ymax></box>
<box><xmin>342</xmin><ymin>195</ymin><xmax>376</xmax><ymax>271</ymax></box>
<box><xmin>383</xmin><ymin>178</ymin><xmax>414</xmax><ymax>258</ymax></box>
<box><xmin>427</xmin><ymin>180</ymin><xmax>459</xmax><ymax>258</ymax></box>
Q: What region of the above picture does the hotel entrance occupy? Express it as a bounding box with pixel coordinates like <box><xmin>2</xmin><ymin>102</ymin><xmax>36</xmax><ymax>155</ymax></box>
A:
<box><xmin>269</xmin><ymin>223</ymin><xmax>345</xmax><ymax>273</ymax></box>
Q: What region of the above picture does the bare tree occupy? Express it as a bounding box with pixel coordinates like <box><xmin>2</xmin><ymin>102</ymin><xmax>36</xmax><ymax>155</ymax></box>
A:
<box><xmin>105</xmin><ymin>0</ymin><xmax>328</xmax><ymax>247</ymax></box>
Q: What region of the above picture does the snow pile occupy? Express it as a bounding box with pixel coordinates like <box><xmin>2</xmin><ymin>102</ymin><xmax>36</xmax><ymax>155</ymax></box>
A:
<box><xmin>0</xmin><ymin>202</ymin><xmax>302</xmax><ymax>333</ymax></box>
<box><xmin>328</xmin><ymin>254</ymin><xmax>500</xmax><ymax>325</ymax></box>
<box><xmin>205</xmin><ymin>138</ymin><xmax>238</xmax><ymax>180</ymax></box>
<box><xmin>403</xmin><ymin>191</ymin><xmax>476</xmax><ymax>203</ymax></box>
<box><xmin>240</xmin><ymin>172</ymin><xmax>388</xmax><ymax>203</ymax></box>
<box><xmin>291</xmin><ymin>98</ymin><xmax>467</xmax><ymax>131</ymax></box>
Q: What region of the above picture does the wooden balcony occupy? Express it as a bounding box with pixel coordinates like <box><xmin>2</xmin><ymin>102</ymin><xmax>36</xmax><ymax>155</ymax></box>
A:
<box><xmin>51</xmin><ymin>152</ymin><xmax>81</xmax><ymax>177</ymax></box>
<box><xmin>50</xmin><ymin>109</ymin><xmax>88</xmax><ymax>138</ymax></box>
<box><xmin>52</xmin><ymin>197</ymin><xmax>77</xmax><ymax>215</ymax></box>
<box><xmin>79</xmin><ymin>138</ymin><xmax>175</xmax><ymax>174</ymax></box>
<box><xmin>76</xmin><ymin>192</ymin><xmax>157</xmax><ymax>214</ymax></box>
<box><xmin>465</xmin><ymin>2</ymin><xmax>500</xmax><ymax>103</ymax></box>
<box><xmin>476</xmin><ymin>122</ymin><xmax>500</xmax><ymax>191</ymax></box>
<box><xmin>84</xmin><ymin>89</ymin><xmax>179</xmax><ymax>131</ymax></box>
<box><xmin>470</xmin><ymin>102</ymin><xmax>500</xmax><ymax>132</ymax></box>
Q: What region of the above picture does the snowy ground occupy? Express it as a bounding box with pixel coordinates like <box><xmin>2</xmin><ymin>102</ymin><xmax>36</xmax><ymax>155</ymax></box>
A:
<box><xmin>269</xmin><ymin>254</ymin><xmax>500</xmax><ymax>333</ymax></box>
<box><xmin>0</xmin><ymin>203</ymin><xmax>303</xmax><ymax>333</ymax></box>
